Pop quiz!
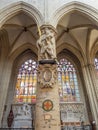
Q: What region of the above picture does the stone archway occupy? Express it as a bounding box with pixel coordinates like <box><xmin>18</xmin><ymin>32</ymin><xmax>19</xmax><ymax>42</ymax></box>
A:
<box><xmin>54</xmin><ymin>2</ymin><xmax>98</xmax><ymax>129</ymax></box>
<box><xmin>0</xmin><ymin>1</ymin><xmax>43</xmax><ymax>28</ymax></box>
<box><xmin>1</xmin><ymin>49</ymin><xmax>37</xmax><ymax>128</ymax></box>
<box><xmin>0</xmin><ymin>2</ymin><xmax>41</xmax><ymax>127</ymax></box>
<box><xmin>50</xmin><ymin>1</ymin><xmax>98</xmax><ymax>28</ymax></box>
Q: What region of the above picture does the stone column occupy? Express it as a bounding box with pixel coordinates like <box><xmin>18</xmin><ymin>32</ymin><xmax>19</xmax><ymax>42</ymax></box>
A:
<box><xmin>0</xmin><ymin>30</ymin><xmax>11</xmax><ymax>127</ymax></box>
<box><xmin>0</xmin><ymin>61</ymin><xmax>12</xmax><ymax>127</ymax></box>
<box><xmin>87</xmin><ymin>64</ymin><xmax>98</xmax><ymax>130</ymax></box>
<box><xmin>35</xmin><ymin>25</ymin><xmax>61</xmax><ymax>130</ymax></box>
<box><xmin>87</xmin><ymin>64</ymin><xmax>98</xmax><ymax>99</ymax></box>
<box><xmin>82</xmin><ymin>64</ymin><xmax>98</xmax><ymax>130</ymax></box>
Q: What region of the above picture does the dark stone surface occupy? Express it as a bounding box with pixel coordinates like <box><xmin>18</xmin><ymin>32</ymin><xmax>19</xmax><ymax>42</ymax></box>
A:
<box><xmin>38</xmin><ymin>59</ymin><xmax>57</xmax><ymax>64</ymax></box>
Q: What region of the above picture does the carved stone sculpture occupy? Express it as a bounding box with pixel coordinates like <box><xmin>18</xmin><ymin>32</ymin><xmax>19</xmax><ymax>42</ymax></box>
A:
<box><xmin>13</xmin><ymin>104</ymin><xmax>32</xmax><ymax>128</ymax></box>
<box><xmin>38</xmin><ymin>64</ymin><xmax>57</xmax><ymax>88</ymax></box>
<box><xmin>15</xmin><ymin>103</ymin><xmax>31</xmax><ymax>119</ymax></box>
<box><xmin>37</xmin><ymin>27</ymin><xmax>56</xmax><ymax>60</ymax></box>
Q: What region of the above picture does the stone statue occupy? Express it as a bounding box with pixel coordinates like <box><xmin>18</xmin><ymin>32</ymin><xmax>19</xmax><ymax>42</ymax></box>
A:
<box><xmin>37</xmin><ymin>27</ymin><xmax>56</xmax><ymax>60</ymax></box>
<box><xmin>22</xmin><ymin>104</ymin><xmax>31</xmax><ymax>117</ymax></box>
<box><xmin>13</xmin><ymin>104</ymin><xmax>32</xmax><ymax>128</ymax></box>
<box><xmin>15</xmin><ymin>104</ymin><xmax>31</xmax><ymax>119</ymax></box>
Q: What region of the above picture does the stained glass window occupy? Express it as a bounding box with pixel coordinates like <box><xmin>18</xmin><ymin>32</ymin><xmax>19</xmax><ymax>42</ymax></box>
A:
<box><xmin>15</xmin><ymin>58</ymin><xmax>80</xmax><ymax>103</ymax></box>
<box><xmin>94</xmin><ymin>58</ymin><xmax>98</xmax><ymax>76</ymax></box>
<box><xmin>15</xmin><ymin>59</ymin><xmax>37</xmax><ymax>103</ymax></box>
<box><xmin>58</xmin><ymin>58</ymin><xmax>80</xmax><ymax>102</ymax></box>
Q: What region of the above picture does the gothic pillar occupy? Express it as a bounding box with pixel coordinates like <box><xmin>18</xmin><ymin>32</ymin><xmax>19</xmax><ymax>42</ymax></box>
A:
<box><xmin>82</xmin><ymin>64</ymin><xmax>98</xmax><ymax>130</ymax></box>
<box><xmin>0</xmin><ymin>61</ymin><xmax>12</xmax><ymax>127</ymax></box>
<box><xmin>35</xmin><ymin>25</ymin><xmax>61</xmax><ymax>130</ymax></box>
<box><xmin>87</xmin><ymin>64</ymin><xmax>98</xmax><ymax>99</ymax></box>
<box><xmin>0</xmin><ymin>30</ymin><xmax>11</xmax><ymax>127</ymax></box>
<box><xmin>87</xmin><ymin>64</ymin><xmax>98</xmax><ymax>130</ymax></box>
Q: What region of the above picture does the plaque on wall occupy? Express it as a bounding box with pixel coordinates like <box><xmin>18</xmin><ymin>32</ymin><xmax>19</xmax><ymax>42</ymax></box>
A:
<box><xmin>44</xmin><ymin>114</ymin><xmax>52</xmax><ymax>120</ymax></box>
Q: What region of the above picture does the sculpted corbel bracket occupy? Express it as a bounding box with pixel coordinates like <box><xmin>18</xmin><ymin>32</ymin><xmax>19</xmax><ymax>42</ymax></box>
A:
<box><xmin>38</xmin><ymin>64</ymin><xmax>57</xmax><ymax>88</ymax></box>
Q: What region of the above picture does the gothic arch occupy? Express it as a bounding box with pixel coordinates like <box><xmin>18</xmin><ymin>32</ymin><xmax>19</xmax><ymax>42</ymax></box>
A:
<box><xmin>90</xmin><ymin>43</ymin><xmax>98</xmax><ymax>64</ymax></box>
<box><xmin>13</xmin><ymin>48</ymin><xmax>37</xmax><ymax>75</ymax></box>
<box><xmin>0</xmin><ymin>29</ymin><xmax>9</xmax><ymax>57</ymax></box>
<box><xmin>53</xmin><ymin>1</ymin><xmax>98</xmax><ymax>67</ymax></box>
<box><xmin>50</xmin><ymin>1</ymin><xmax>98</xmax><ymax>28</ymax></box>
<box><xmin>0</xmin><ymin>1</ymin><xmax>43</xmax><ymax>28</ymax></box>
<box><xmin>57</xmin><ymin>43</ymin><xmax>86</xmax><ymax>66</ymax></box>
<box><xmin>8</xmin><ymin>43</ymin><xmax>38</xmax><ymax>63</ymax></box>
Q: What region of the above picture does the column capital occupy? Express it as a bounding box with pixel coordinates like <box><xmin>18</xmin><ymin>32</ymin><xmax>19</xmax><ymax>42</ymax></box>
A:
<box><xmin>83</xmin><ymin>63</ymin><xmax>95</xmax><ymax>68</ymax></box>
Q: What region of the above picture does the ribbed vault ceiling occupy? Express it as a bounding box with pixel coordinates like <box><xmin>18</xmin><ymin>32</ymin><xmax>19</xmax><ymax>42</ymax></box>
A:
<box><xmin>57</xmin><ymin>11</ymin><xmax>98</xmax><ymax>55</ymax></box>
<box><xmin>2</xmin><ymin>12</ymin><xmax>38</xmax><ymax>54</ymax></box>
<box><xmin>1</xmin><ymin>10</ymin><xmax>98</xmax><ymax>56</ymax></box>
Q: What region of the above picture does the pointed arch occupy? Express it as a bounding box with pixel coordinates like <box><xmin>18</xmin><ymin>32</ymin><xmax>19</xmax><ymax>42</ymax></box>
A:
<box><xmin>57</xmin><ymin>42</ymin><xmax>86</xmax><ymax>66</ymax></box>
<box><xmin>0</xmin><ymin>1</ymin><xmax>43</xmax><ymax>28</ymax></box>
<box><xmin>50</xmin><ymin>1</ymin><xmax>98</xmax><ymax>28</ymax></box>
<box><xmin>90</xmin><ymin>43</ymin><xmax>98</xmax><ymax>64</ymax></box>
<box><xmin>9</xmin><ymin>43</ymin><xmax>38</xmax><ymax>63</ymax></box>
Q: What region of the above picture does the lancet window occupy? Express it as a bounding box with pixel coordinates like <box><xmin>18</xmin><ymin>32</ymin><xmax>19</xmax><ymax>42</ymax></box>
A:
<box><xmin>58</xmin><ymin>58</ymin><xmax>80</xmax><ymax>102</ymax></box>
<box><xmin>15</xmin><ymin>58</ymin><xmax>80</xmax><ymax>103</ymax></box>
<box><xmin>15</xmin><ymin>59</ymin><xmax>37</xmax><ymax>103</ymax></box>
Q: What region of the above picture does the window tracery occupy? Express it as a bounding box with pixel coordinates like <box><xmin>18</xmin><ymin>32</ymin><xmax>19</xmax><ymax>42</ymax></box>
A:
<box><xmin>58</xmin><ymin>58</ymin><xmax>80</xmax><ymax>102</ymax></box>
<box><xmin>15</xmin><ymin>59</ymin><xmax>37</xmax><ymax>103</ymax></box>
<box><xmin>15</xmin><ymin>58</ymin><xmax>80</xmax><ymax>103</ymax></box>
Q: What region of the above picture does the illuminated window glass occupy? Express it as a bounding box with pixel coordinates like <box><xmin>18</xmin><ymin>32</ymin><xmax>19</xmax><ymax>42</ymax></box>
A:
<box><xmin>94</xmin><ymin>58</ymin><xmax>98</xmax><ymax>76</ymax></box>
<box><xmin>15</xmin><ymin>59</ymin><xmax>37</xmax><ymax>103</ymax></box>
<box><xmin>58</xmin><ymin>58</ymin><xmax>80</xmax><ymax>102</ymax></box>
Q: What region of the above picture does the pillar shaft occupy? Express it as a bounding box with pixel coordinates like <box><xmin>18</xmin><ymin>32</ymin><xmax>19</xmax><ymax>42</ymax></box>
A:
<box><xmin>35</xmin><ymin>25</ymin><xmax>61</xmax><ymax>130</ymax></box>
<box><xmin>82</xmin><ymin>64</ymin><xmax>98</xmax><ymax>129</ymax></box>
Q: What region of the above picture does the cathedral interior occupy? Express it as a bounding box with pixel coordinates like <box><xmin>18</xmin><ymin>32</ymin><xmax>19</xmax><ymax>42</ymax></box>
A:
<box><xmin>0</xmin><ymin>0</ymin><xmax>98</xmax><ymax>130</ymax></box>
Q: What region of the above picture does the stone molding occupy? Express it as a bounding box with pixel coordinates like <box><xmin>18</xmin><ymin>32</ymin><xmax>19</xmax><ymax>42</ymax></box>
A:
<box><xmin>0</xmin><ymin>1</ymin><xmax>98</xmax><ymax>28</ymax></box>
<box><xmin>50</xmin><ymin>1</ymin><xmax>98</xmax><ymax>27</ymax></box>
<box><xmin>0</xmin><ymin>1</ymin><xmax>43</xmax><ymax>28</ymax></box>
